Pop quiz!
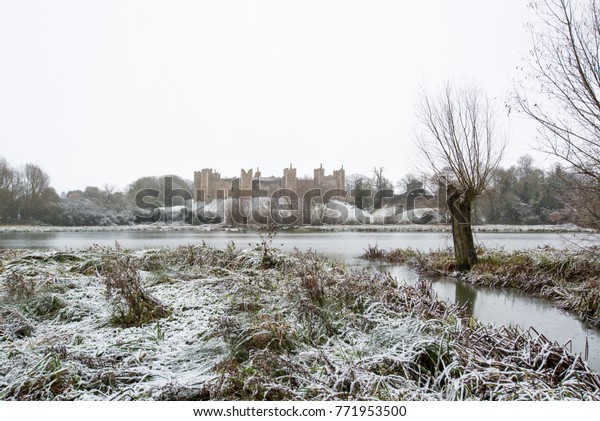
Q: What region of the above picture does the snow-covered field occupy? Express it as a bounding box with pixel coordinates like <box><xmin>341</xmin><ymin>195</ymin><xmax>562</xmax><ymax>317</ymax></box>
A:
<box><xmin>1</xmin><ymin>245</ymin><xmax>599</xmax><ymax>400</ymax></box>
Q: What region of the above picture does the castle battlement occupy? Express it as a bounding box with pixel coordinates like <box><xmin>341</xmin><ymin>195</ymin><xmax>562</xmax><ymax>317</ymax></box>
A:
<box><xmin>194</xmin><ymin>165</ymin><xmax>345</xmax><ymax>202</ymax></box>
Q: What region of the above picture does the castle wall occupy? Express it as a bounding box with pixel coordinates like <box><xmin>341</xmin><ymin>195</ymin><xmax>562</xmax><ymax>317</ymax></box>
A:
<box><xmin>194</xmin><ymin>165</ymin><xmax>346</xmax><ymax>204</ymax></box>
<box><xmin>194</xmin><ymin>168</ymin><xmax>233</xmax><ymax>202</ymax></box>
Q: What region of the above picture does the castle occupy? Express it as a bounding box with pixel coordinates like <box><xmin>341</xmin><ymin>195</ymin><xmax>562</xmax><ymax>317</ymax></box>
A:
<box><xmin>194</xmin><ymin>165</ymin><xmax>346</xmax><ymax>202</ymax></box>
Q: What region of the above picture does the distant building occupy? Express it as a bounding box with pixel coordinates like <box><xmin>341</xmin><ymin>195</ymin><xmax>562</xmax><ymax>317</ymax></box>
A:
<box><xmin>193</xmin><ymin>164</ymin><xmax>345</xmax><ymax>202</ymax></box>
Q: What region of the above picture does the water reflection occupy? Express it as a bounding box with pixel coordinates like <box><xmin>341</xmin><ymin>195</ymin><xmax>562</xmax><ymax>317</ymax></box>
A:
<box><xmin>376</xmin><ymin>264</ymin><xmax>600</xmax><ymax>373</ymax></box>
<box><xmin>454</xmin><ymin>282</ymin><xmax>477</xmax><ymax>315</ymax></box>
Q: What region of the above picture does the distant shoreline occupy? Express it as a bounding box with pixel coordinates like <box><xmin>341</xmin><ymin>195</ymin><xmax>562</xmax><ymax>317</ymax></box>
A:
<box><xmin>0</xmin><ymin>223</ymin><xmax>596</xmax><ymax>234</ymax></box>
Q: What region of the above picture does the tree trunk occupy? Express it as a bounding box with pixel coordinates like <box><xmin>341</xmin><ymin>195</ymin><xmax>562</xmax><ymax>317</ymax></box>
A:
<box><xmin>447</xmin><ymin>183</ymin><xmax>478</xmax><ymax>271</ymax></box>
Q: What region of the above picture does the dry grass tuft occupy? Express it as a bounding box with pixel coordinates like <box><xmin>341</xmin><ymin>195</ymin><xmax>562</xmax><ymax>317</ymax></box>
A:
<box><xmin>100</xmin><ymin>254</ymin><xmax>171</xmax><ymax>327</ymax></box>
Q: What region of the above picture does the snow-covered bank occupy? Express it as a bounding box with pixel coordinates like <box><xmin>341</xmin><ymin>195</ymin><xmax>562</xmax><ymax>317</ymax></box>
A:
<box><xmin>294</xmin><ymin>223</ymin><xmax>596</xmax><ymax>233</ymax></box>
<box><xmin>0</xmin><ymin>223</ymin><xmax>596</xmax><ymax>234</ymax></box>
<box><xmin>0</xmin><ymin>224</ymin><xmax>223</xmax><ymax>234</ymax></box>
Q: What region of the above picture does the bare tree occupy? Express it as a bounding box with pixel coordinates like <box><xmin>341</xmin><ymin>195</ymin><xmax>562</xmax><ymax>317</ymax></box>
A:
<box><xmin>415</xmin><ymin>82</ymin><xmax>506</xmax><ymax>270</ymax></box>
<box><xmin>372</xmin><ymin>166</ymin><xmax>393</xmax><ymax>192</ymax></box>
<box><xmin>21</xmin><ymin>163</ymin><xmax>51</xmax><ymax>220</ymax></box>
<box><xmin>396</xmin><ymin>173</ymin><xmax>424</xmax><ymax>193</ymax></box>
<box><xmin>103</xmin><ymin>183</ymin><xmax>117</xmax><ymax>203</ymax></box>
<box><xmin>513</xmin><ymin>0</ymin><xmax>600</xmax><ymax>227</ymax></box>
<box><xmin>0</xmin><ymin>158</ymin><xmax>22</xmax><ymax>223</ymax></box>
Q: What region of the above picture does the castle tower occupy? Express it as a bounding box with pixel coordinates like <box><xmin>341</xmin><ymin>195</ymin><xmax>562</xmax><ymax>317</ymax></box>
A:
<box><xmin>240</xmin><ymin>168</ymin><xmax>253</xmax><ymax>193</ymax></box>
<box><xmin>283</xmin><ymin>164</ymin><xmax>297</xmax><ymax>191</ymax></box>
<box><xmin>194</xmin><ymin>168</ymin><xmax>219</xmax><ymax>202</ymax></box>
<box><xmin>314</xmin><ymin>164</ymin><xmax>325</xmax><ymax>186</ymax></box>
<box><xmin>193</xmin><ymin>171</ymin><xmax>202</xmax><ymax>201</ymax></box>
<box><xmin>333</xmin><ymin>166</ymin><xmax>346</xmax><ymax>189</ymax></box>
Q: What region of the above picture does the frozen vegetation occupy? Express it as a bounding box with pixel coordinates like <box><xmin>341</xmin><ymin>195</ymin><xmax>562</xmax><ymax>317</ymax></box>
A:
<box><xmin>1</xmin><ymin>240</ymin><xmax>599</xmax><ymax>401</ymax></box>
<box><xmin>363</xmin><ymin>245</ymin><xmax>600</xmax><ymax>329</ymax></box>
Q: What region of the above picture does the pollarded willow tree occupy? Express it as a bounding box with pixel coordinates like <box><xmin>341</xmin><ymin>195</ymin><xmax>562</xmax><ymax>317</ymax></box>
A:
<box><xmin>415</xmin><ymin>82</ymin><xmax>506</xmax><ymax>271</ymax></box>
<box><xmin>513</xmin><ymin>0</ymin><xmax>600</xmax><ymax>228</ymax></box>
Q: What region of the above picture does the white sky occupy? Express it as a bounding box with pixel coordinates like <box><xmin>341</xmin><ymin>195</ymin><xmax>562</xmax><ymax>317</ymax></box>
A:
<box><xmin>0</xmin><ymin>0</ymin><xmax>549</xmax><ymax>194</ymax></box>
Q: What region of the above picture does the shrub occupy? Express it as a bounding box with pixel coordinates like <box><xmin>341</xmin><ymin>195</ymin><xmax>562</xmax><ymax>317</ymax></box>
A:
<box><xmin>100</xmin><ymin>254</ymin><xmax>171</xmax><ymax>327</ymax></box>
<box><xmin>253</xmin><ymin>226</ymin><xmax>280</xmax><ymax>269</ymax></box>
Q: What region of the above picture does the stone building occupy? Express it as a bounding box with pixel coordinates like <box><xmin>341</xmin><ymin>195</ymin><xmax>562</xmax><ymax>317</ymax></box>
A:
<box><xmin>193</xmin><ymin>165</ymin><xmax>345</xmax><ymax>202</ymax></box>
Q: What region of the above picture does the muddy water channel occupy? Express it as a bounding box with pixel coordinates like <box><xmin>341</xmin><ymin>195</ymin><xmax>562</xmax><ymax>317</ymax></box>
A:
<box><xmin>1</xmin><ymin>229</ymin><xmax>599</xmax><ymax>371</ymax></box>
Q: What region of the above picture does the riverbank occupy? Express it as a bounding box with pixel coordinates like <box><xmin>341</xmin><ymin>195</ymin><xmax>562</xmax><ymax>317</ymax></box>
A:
<box><xmin>363</xmin><ymin>245</ymin><xmax>600</xmax><ymax>329</ymax></box>
<box><xmin>1</xmin><ymin>244</ymin><xmax>599</xmax><ymax>400</ymax></box>
<box><xmin>0</xmin><ymin>223</ymin><xmax>596</xmax><ymax>234</ymax></box>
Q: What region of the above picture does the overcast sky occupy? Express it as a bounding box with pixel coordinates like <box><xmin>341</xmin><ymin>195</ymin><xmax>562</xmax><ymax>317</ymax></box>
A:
<box><xmin>0</xmin><ymin>0</ymin><xmax>547</xmax><ymax>193</ymax></box>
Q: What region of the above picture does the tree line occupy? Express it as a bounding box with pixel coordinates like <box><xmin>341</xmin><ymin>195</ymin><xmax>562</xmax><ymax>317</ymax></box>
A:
<box><xmin>0</xmin><ymin>158</ymin><xmax>59</xmax><ymax>223</ymax></box>
<box><xmin>0</xmin><ymin>153</ymin><xmax>587</xmax><ymax>228</ymax></box>
<box><xmin>476</xmin><ymin>156</ymin><xmax>578</xmax><ymax>226</ymax></box>
<box><xmin>0</xmin><ymin>159</ymin><xmax>196</xmax><ymax>226</ymax></box>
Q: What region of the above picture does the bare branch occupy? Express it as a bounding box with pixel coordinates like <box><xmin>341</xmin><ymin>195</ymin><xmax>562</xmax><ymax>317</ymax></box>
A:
<box><xmin>514</xmin><ymin>0</ymin><xmax>600</xmax><ymax>180</ymax></box>
<box><xmin>415</xmin><ymin>81</ymin><xmax>507</xmax><ymax>201</ymax></box>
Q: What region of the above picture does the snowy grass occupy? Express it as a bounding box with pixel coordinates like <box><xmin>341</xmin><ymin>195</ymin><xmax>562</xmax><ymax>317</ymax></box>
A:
<box><xmin>1</xmin><ymin>243</ymin><xmax>599</xmax><ymax>400</ymax></box>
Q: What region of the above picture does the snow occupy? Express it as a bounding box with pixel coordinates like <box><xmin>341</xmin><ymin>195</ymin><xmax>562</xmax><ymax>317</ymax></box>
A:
<box><xmin>0</xmin><ymin>249</ymin><xmax>230</xmax><ymax>399</ymax></box>
<box><xmin>1</xmin><ymin>245</ymin><xmax>599</xmax><ymax>400</ymax></box>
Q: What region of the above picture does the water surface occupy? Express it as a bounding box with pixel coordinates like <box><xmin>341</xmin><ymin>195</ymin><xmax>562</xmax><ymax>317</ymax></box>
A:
<box><xmin>0</xmin><ymin>230</ymin><xmax>590</xmax><ymax>255</ymax></box>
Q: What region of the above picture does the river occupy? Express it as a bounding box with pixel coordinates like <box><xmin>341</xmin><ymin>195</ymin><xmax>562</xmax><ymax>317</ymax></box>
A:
<box><xmin>1</xmin><ymin>229</ymin><xmax>599</xmax><ymax>371</ymax></box>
